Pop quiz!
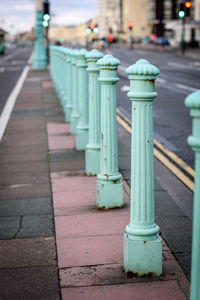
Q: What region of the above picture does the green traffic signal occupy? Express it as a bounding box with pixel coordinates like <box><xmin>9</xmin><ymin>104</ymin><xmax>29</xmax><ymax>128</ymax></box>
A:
<box><xmin>43</xmin><ymin>20</ymin><xmax>49</xmax><ymax>27</ymax></box>
<box><xmin>178</xmin><ymin>10</ymin><xmax>185</xmax><ymax>18</ymax></box>
<box><xmin>43</xmin><ymin>14</ymin><xmax>50</xmax><ymax>22</ymax></box>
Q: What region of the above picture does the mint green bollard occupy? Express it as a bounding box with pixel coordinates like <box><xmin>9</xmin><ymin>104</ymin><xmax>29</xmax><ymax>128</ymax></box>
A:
<box><xmin>123</xmin><ymin>59</ymin><xmax>162</xmax><ymax>276</ymax></box>
<box><xmin>76</xmin><ymin>49</ymin><xmax>89</xmax><ymax>150</ymax></box>
<box><xmin>70</xmin><ymin>49</ymin><xmax>80</xmax><ymax>135</ymax></box>
<box><xmin>185</xmin><ymin>91</ymin><xmax>200</xmax><ymax>300</ymax></box>
<box><xmin>85</xmin><ymin>49</ymin><xmax>103</xmax><ymax>175</ymax></box>
<box><xmin>33</xmin><ymin>10</ymin><xmax>47</xmax><ymax>70</ymax></box>
<box><xmin>96</xmin><ymin>54</ymin><xmax>123</xmax><ymax>209</ymax></box>
<box><xmin>65</xmin><ymin>48</ymin><xmax>73</xmax><ymax>122</ymax></box>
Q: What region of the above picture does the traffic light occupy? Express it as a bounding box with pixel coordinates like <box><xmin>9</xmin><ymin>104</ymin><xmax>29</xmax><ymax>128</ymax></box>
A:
<box><xmin>178</xmin><ymin>2</ymin><xmax>185</xmax><ymax>18</ymax></box>
<box><xmin>128</xmin><ymin>21</ymin><xmax>133</xmax><ymax>30</ymax></box>
<box><xmin>43</xmin><ymin>0</ymin><xmax>50</xmax><ymax>28</ymax></box>
<box><xmin>185</xmin><ymin>1</ymin><xmax>191</xmax><ymax>17</ymax></box>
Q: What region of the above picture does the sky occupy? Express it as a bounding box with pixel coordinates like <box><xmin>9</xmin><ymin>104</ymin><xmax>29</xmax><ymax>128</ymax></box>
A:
<box><xmin>0</xmin><ymin>0</ymin><xmax>99</xmax><ymax>35</ymax></box>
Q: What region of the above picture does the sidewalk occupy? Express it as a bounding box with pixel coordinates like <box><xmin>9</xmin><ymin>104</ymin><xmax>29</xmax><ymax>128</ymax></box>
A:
<box><xmin>0</xmin><ymin>69</ymin><xmax>191</xmax><ymax>299</ymax></box>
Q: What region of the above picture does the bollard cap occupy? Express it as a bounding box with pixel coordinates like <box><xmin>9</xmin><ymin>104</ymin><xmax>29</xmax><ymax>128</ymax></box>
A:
<box><xmin>97</xmin><ymin>54</ymin><xmax>120</xmax><ymax>69</ymax></box>
<box><xmin>71</xmin><ymin>49</ymin><xmax>80</xmax><ymax>56</ymax></box>
<box><xmin>185</xmin><ymin>90</ymin><xmax>200</xmax><ymax>110</ymax></box>
<box><xmin>77</xmin><ymin>48</ymin><xmax>89</xmax><ymax>58</ymax></box>
<box><xmin>86</xmin><ymin>49</ymin><xmax>103</xmax><ymax>61</ymax></box>
<box><xmin>126</xmin><ymin>59</ymin><xmax>159</xmax><ymax>79</ymax></box>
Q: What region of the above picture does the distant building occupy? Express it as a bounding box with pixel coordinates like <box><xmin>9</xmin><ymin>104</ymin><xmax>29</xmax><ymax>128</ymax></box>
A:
<box><xmin>98</xmin><ymin>0</ymin><xmax>121</xmax><ymax>38</ymax></box>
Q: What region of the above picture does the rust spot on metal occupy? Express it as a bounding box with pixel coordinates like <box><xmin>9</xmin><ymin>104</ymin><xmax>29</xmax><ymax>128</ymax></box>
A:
<box><xmin>133</xmin><ymin>107</ymin><xmax>136</xmax><ymax>111</ymax></box>
<box><xmin>97</xmin><ymin>204</ymin><xmax>124</xmax><ymax>210</ymax></box>
<box><xmin>126</xmin><ymin>271</ymin><xmax>157</xmax><ymax>278</ymax></box>
<box><xmin>144</xmin><ymin>241</ymin><xmax>147</xmax><ymax>244</ymax></box>
<box><xmin>101</xmin><ymin>133</ymin><xmax>103</xmax><ymax>145</ymax></box>
<box><xmin>146</xmin><ymin>140</ymin><xmax>150</xmax><ymax>143</ymax></box>
<box><xmin>104</xmin><ymin>174</ymin><xmax>109</xmax><ymax>180</ymax></box>
<box><xmin>112</xmin><ymin>180</ymin><xmax>117</xmax><ymax>184</ymax></box>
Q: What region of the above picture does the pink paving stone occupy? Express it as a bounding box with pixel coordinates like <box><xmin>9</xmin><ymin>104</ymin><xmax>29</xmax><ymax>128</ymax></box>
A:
<box><xmin>61</xmin><ymin>280</ymin><xmax>187</xmax><ymax>300</ymax></box>
<box><xmin>43</xmin><ymin>81</ymin><xmax>53</xmax><ymax>88</ymax></box>
<box><xmin>48</xmin><ymin>135</ymin><xmax>75</xmax><ymax>150</ymax></box>
<box><xmin>57</xmin><ymin>234</ymin><xmax>123</xmax><ymax>268</ymax></box>
<box><xmin>52</xmin><ymin>176</ymin><xmax>97</xmax><ymax>193</ymax></box>
<box><xmin>55</xmin><ymin>210</ymin><xmax>129</xmax><ymax>239</ymax></box>
<box><xmin>47</xmin><ymin>123</ymin><xmax>71</xmax><ymax>135</ymax></box>
<box><xmin>53</xmin><ymin>190</ymin><xmax>96</xmax><ymax>208</ymax></box>
<box><xmin>53</xmin><ymin>189</ymin><xmax>129</xmax><ymax>209</ymax></box>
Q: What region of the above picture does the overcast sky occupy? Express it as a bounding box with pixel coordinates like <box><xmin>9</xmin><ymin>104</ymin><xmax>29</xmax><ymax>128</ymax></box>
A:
<box><xmin>0</xmin><ymin>0</ymin><xmax>99</xmax><ymax>34</ymax></box>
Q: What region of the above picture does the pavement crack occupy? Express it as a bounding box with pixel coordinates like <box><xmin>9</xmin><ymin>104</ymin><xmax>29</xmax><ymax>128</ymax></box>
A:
<box><xmin>13</xmin><ymin>216</ymin><xmax>23</xmax><ymax>239</ymax></box>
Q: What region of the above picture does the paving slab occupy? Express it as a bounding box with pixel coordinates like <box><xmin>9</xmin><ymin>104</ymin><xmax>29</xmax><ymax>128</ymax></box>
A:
<box><xmin>52</xmin><ymin>176</ymin><xmax>97</xmax><ymax>193</ymax></box>
<box><xmin>0</xmin><ymin>182</ymin><xmax>51</xmax><ymax>200</ymax></box>
<box><xmin>50</xmin><ymin>160</ymin><xmax>85</xmax><ymax>172</ymax></box>
<box><xmin>0</xmin><ymin>216</ymin><xmax>21</xmax><ymax>239</ymax></box>
<box><xmin>0</xmin><ymin>161</ymin><xmax>49</xmax><ymax>174</ymax></box>
<box><xmin>0</xmin><ymin>237</ymin><xmax>56</xmax><ymax>268</ymax></box>
<box><xmin>0</xmin><ymin>197</ymin><xmax>52</xmax><ymax>216</ymax></box>
<box><xmin>16</xmin><ymin>214</ymin><xmax>54</xmax><ymax>238</ymax></box>
<box><xmin>48</xmin><ymin>135</ymin><xmax>76</xmax><ymax>150</ymax></box>
<box><xmin>55</xmin><ymin>210</ymin><xmax>128</xmax><ymax>239</ymax></box>
<box><xmin>47</xmin><ymin>123</ymin><xmax>71</xmax><ymax>135</ymax></box>
<box><xmin>49</xmin><ymin>150</ymin><xmax>84</xmax><ymax>162</ymax></box>
<box><xmin>0</xmin><ymin>172</ymin><xmax>49</xmax><ymax>185</ymax></box>
<box><xmin>57</xmin><ymin>234</ymin><xmax>123</xmax><ymax>268</ymax></box>
<box><xmin>0</xmin><ymin>266</ymin><xmax>60</xmax><ymax>300</ymax></box>
<box><xmin>61</xmin><ymin>280</ymin><xmax>187</xmax><ymax>300</ymax></box>
<box><xmin>0</xmin><ymin>152</ymin><xmax>47</xmax><ymax>163</ymax></box>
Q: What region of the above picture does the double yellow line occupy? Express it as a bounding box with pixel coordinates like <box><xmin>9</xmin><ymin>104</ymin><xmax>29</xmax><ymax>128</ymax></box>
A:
<box><xmin>116</xmin><ymin>108</ymin><xmax>194</xmax><ymax>192</ymax></box>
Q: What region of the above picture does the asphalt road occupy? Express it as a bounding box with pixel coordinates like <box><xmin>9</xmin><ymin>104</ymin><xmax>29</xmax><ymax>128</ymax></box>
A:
<box><xmin>107</xmin><ymin>45</ymin><xmax>199</xmax><ymax>170</ymax></box>
<box><xmin>0</xmin><ymin>47</ymin><xmax>33</xmax><ymax>114</ymax></box>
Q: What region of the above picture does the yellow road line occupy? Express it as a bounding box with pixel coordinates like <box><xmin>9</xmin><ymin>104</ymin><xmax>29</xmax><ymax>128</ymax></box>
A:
<box><xmin>154</xmin><ymin>148</ymin><xmax>194</xmax><ymax>192</ymax></box>
<box><xmin>117</xmin><ymin>109</ymin><xmax>194</xmax><ymax>192</ymax></box>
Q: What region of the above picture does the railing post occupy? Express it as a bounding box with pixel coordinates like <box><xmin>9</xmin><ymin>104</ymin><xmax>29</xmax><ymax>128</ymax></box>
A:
<box><xmin>85</xmin><ymin>49</ymin><xmax>103</xmax><ymax>175</ymax></box>
<box><xmin>65</xmin><ymin>48</ymin><xmax>73</xmax><ymax>122</ymax></box>
<box><xmin>32</xmin><ymin>9</ymin><xmax>47</xmax><ymax>70</ymax></box>
<box><xmin>96</xmin><ymin>54</ymin><xmax>123</xmax><ymax>209</ymax></box>
<box><xmin>185</xmin><ymin>90</ymin><xmax>200</xmax><ymax>300</ymax></box>
<box><xmin>76</xmin><ymin>49</ymin><xmax>89</xmax><ymax>150</ymax></box>
<box><xmin>123</xmin><ymin>59</ymin><xmax>162</xmax><ymax>276</ymax></box>
<box><xmin>70</xmin><ymin>49</ymin><xmax>80</xmax><ymax>135</ymax></box>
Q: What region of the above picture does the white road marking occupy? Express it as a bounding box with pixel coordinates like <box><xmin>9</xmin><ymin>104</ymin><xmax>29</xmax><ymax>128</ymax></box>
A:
<box><xmin>168</xmin><ymin>61</ymin><xmax>200</xmax><ymax>72</ymax></box>
<box><xmin>175</xmin><ymin>83</ymin><xmax>198</xmax><ymax>92</ymax></box>
<box><xmin>121</xmin><ymin>85</ymin><xmax>130</xmax><ymax>92</ymax></box>
<box><xmin>0</xmin><ymin>67</ymin><xmax>5</xmax><ymax>72</ymax></box>
<box><xmin>0</xmin><ymin>52</ymin><xmax>32</xmax><ymax>141</ymax></box>
<box><xmin>156</xmin><ymin>78</ymin><xmax>166</xmax><ymax>83</ymax></box>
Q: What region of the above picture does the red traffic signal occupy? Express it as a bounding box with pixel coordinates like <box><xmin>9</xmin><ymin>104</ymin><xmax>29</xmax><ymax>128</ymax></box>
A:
<box><xmin>108</xmin><ymin>34</ymin><xmax>113</xmax><ymax>42</ymax></box>
<box><xmin>128</xmin><ymin>21</ymin><xmax>133</xmax><ymax>30</ymax></box>
<box><xmin>185</xmin><ymin>1</ymin><xmax>191</xmax><ymax>8</ymax></box>
<box><xmin>89</xmin><ymin>24</ymin><xmax>95</xmax><ymax>31</ymax></box>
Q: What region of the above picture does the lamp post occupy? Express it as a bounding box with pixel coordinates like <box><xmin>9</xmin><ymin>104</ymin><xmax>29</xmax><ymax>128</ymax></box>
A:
<box><xmin>32</xmin><ymin>0</ymin><xmax>47</xmax><ymax>70</ymax></box>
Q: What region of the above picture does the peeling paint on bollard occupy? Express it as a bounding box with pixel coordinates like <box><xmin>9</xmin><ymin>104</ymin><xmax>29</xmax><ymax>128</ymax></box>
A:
<box><xmin>185</xmin><ymin>90</ymin><xmax>200</xmax><ymax>300</ymax></box>
<box><xmin>76</xmin><ymin>49</ymin><xmax>89</xmax><ymax>150</ymax></box>
<box><xmin>123</xmin><ymin>59</ymin><xmax>162</xmax><ymax>276</ymax></box>
<box><xmin>85</xmin><ymin>49</ymin><xmax>103</xmax><ymax>175</ymax></box>
<box><xmin>96</xmin><ymin>54</ymin><xmax>123</xmax><ymax>209</ymax></box>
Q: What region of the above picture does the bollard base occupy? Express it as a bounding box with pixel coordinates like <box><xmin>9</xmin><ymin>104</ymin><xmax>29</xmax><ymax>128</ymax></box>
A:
<box><xmin>96</xmin><ymin>179</ymin><xmax>123</xmax><ymax>209</ymax></box>
<box><xmin>76</xmin><ymin>127</ymin><xmax>88</xmax><ymax>150</ymax></box>
<box><xmin>70</xmin><ymin>114</ymin><xmax>79</xmax><ymax>135</ymax></box>
<box><xmin>65</xmin><ymin>105</ymin><xmax>72</xmax><ymax>123</ymax></box>
<box><xmin>123</xmin><ymin>233</ymin><xmax>162</xmax><ymax>276</ymax></box>
<box><xmin>32</xmin><ymin>60</ymin><xmax>47</xmax><ymax>71</ymax></box>
<box><xmin>85</xmin><ymin>147</ymin><xmax>100</xmax><ymax>176</ymax></box>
